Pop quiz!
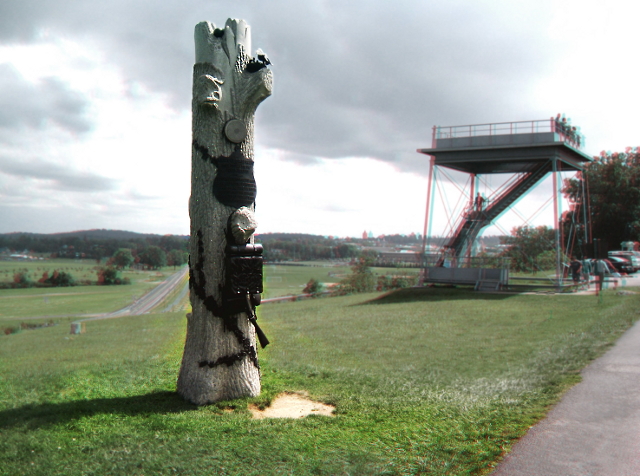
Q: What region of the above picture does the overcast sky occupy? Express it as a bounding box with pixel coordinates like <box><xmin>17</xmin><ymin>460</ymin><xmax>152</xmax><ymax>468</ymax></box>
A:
<box><xmin>1</xmin><ymin>0</ymin><xmax>638</xmax><ymax>238</ymax></box>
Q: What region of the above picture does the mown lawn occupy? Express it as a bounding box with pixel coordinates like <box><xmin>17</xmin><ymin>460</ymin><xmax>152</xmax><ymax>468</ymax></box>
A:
<box><xmin>262</xmin><ymin>262</ymin><xmax>350</xmax><ymax>298</ymax></box>
<box><xmin>262</xmin><ymin>262</ymin><xmax>419</xmax><ymax>298</ymax></box>
<box><xmin>0</xmin><ymin>259</ymin><xmax>100</xmax><ymax>282</ymax></box>
<box><xmin>0</xmin><ymin>261</ymin><xmax>178</xmax><ymax>328</ymax></box>
<box><xmin>1</xmin><ymin>287</ymin><xmax>638</xmax><ymax>475</ymax></box>
<box><xmin>0</xmin><ymin>259</ymin><xmax>162</xmax><ymax>289</ymax></box>
<box><xmin>0</xmin><ymin>285</ymin><xmax>155</xmax><ymax>324</ymax></box>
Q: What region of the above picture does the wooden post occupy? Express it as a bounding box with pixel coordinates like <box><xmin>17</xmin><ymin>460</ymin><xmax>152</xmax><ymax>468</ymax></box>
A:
<box><xmin>177</xmin><ymin>19</ymin><xmax>272</xmax><ymax>405</ymax></box>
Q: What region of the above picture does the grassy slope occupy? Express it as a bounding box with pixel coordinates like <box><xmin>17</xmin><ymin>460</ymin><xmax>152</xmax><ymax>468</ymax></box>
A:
<box><xmin>0</xmin><ymin>287</ymin><xmax>638</xmax><ymax>475</ymax></box>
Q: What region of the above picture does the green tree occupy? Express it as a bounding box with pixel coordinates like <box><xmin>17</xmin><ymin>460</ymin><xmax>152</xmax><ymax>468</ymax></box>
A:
<box><xmin>500</xmin><ymin>225</ymin><xmax>556</xmax><ymax>272</ymax></box>
<box><xmin>111</xmin><ymin>248</ymin><xmax>134</xmax><ymax>269</ymax></box>
<box><xmin>97</xmin><ymin>267</ymin><xmax>131</xmax><ymax>285</ymax></box>
<box><xmin>140</xmin><ymin>246</ymin><xmax>167</xmax><ymax>270</ymax></box>
<box><xmin>335</xmin><ymin>243</ymin><xmax>359</xmax><ymax>259</ymax></box>
<box><xmin>563</xmin><ymin>148</ymin><xmax>640</xmax><ymax>250</ymax></box>
<box><xmin>167</xmin><ymin>249</ymin><xmax>188</xmax><ymax>269</ymax></box>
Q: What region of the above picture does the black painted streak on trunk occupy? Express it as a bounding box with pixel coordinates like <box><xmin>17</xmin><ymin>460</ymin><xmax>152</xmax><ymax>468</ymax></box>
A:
<box><xmin>189</xmin><ymin>230</ymin><xmax>259</xmax><ymax>369</ymax></box>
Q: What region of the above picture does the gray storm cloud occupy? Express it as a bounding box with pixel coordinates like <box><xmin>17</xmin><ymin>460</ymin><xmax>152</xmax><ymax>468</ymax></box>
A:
<box><xmin>0</xmin><ymin>155</ymin><xmax>119</xmax><ymax>192</ymax></box>
<box><xmin>0</xmin><ymin>64</ymin><xmax>93</xmax><ymax>134</ymax></box>
<box><xmin>0</xmin><ymin>0</ymin><xmax>558</xmax><ymax>175</ymax></box>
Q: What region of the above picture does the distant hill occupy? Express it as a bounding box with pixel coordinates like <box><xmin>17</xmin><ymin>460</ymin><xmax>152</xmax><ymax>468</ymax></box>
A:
<box><xmin>0</xmin><ymin>229</ymin><xmax>189</xmax><ymax>258</ymax></box>
<box><xmin>1</xmin><ymin>229</ymin><xmax>188</xmax><ymax>240</ymax></box>
<box><xmin>255</xmin><ymin>232</ymin><xmax>328</xmax><ymax>242</ymax></box>
<box><xmin>51</xmin><ymin>229</ymin><xmax>188</xmax><ymax>240</ymax></box>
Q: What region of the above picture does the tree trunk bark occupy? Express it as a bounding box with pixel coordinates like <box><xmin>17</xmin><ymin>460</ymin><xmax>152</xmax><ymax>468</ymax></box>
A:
<box><xmin>177</xmin><ymin>19</ymin><xmax>272</xmax><ymax>405</ymax></box>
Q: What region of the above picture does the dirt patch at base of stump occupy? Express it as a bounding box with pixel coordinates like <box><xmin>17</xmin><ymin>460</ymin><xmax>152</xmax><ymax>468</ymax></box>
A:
<box><xmin>249</xmin><ymin>392</ymin><xmax>335</xmax><ymax>419</ymax></box>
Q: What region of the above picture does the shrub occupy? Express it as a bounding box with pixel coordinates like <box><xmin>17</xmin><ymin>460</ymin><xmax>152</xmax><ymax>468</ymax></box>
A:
<box><xmin>97</xmin><ymin>267</ymin><xmax>131</xmax><ymax>285</ymax></box>
<box><xmin>20</xmin><ymin>320</ymin><xmax>56</xmax><ymax>330</ymax></box>
<box><xmin>45</xmin><ymin>270</ymin><xmax>76</xmax><ymax>287</ymax></box>
<box><xmin>537</xmin><ymin>250</ymin><xmax>560</xmax><ymax>272</ymax></box>
<box><xmin>3</xmin><ymin>327</ymin><xmax>17</xmax><ymax>335</ymax></box>
<box><xmin>377</xmin><ymin>275</ymin><xmax>417</xmax><ymax>291</ymax></box>
<box><xmin>13</xmin><ymin>271</ymin><xmax>33</xmax><ymax>288</ymax></box>
<box><xmin>303</xmin><ymin>278</ymin><xmax>324</xmax><ymax>295</ymax></box>
<box><xmin>332</xmin><ymin>254</ymin><xmax>376</xmax><ymax>295</ymax></box>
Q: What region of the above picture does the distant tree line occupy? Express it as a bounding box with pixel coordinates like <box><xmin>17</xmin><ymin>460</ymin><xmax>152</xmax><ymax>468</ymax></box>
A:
<box><xmin>4</xmin><ymin>267</ymin><xmax>131</xmax><ymax>289</ymax></box>
<box><xmin>257</xmin><ymin>233</ymin><xmax>360</xmax><ymax>261</ymax></box>
<box><xmin>256</xmin><ymin>233</ymin><xmax>424</xmax><ymax>262</ymax></box>
<box><xmin>1</xmin><ymin>229</ymin><xmax>437</xmax><ymax>265</ymax></box>
<box><xmin>0</xmin><ymin>231</ymin><xmax>189</xmax><ymax>264</ymax></box>
<box><xmin>107</xmin><ymin>246</ymin><xmax>187</xmax><ymax>270</ymax></box>
<box><xmin>382</xmin><ymin>233</ymin><xmax>421</xmax><ymax>245</ymax></box>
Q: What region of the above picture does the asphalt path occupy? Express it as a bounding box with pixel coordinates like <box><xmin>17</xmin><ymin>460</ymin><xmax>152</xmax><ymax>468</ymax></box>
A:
<box><xmin>491</xmin><ymin>275</ymin><xmax>640</xmax><ymax>475</ymax></box>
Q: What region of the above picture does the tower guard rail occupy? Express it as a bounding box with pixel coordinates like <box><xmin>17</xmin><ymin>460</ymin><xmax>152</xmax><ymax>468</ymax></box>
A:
<box><xmin>432</xmin><ymin>118</ymin><xmax>584</xmax><ymax>150</ymax></box>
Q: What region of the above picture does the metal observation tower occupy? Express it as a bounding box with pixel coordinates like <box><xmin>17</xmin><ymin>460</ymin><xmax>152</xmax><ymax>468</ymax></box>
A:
<box><xmin>417</xmin><ymin>118</ymin><xmax>592</xmax><ymax>290</ymax></box>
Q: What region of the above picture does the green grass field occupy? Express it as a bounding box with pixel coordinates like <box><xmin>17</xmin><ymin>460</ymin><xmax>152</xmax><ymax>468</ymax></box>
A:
<box><xmin>0</xmin><ymin>259</ymin><xmax>180</xmax><ymax>329</ymax></box>
<box><xmin>0</xmin><ymin>258</ymin><xmax>414</xmax><ymax>327</ymax></box>
<box><xmin>0</xmin><ymin>258</ymin><xmax>173</xmax><ymax>286</ymax></box>
<box><xmin>1</xmin><ymin>281</ymin><xmax>639</xmax><ymax>475</ymax></box>
<box><xmin>0</xmin><ymin>258</ymin><xmax>106</xmax><ymax>284</ymax></box>
<box><xmin>262</xmin><ymin>262</ymin><xmax>419</xmax><ymax>298</ymax></box>
<box><xmin>262</xmin><ymin>262</ymin><xmax>349</xmax><ymax>298</ymax></box>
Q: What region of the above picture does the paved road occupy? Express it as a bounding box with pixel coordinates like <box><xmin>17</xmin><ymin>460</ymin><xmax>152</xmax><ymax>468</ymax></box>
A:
<box><xmin>75</xmin><ymin>266</ymin><xmax>188</xmax><ymax>325</ymax></box>
<box><xmin>491</xmin><ymin>296</ymin><xmax>640</xmax><ymax>475</ymax></box>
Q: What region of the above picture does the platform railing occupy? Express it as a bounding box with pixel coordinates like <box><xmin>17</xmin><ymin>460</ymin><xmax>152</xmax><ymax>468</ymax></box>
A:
<box><xmin>432</xmin><ymin>118</ymin><xmax>584</xmax><ymax>149</ymax></box>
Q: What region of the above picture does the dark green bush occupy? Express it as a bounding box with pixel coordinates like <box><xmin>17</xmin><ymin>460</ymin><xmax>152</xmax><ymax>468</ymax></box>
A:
<box><xmin>97</xmin><ymin>267</ymin><xmax>131</xmax><ymax>285</ymax></box>
<box><xmin>45</xmin><ymin>270</ymin><xmax>75</xmax><ymax>287</ymax></box>
<box><xmin>377</xmin><ymin>275</ymin><xmax>417</xmax><ymax>291</ymax></box>
<box><xmin>303</xmin><ymin>278</ymin><xmax>324</xmax><ymax>295</ymax></box>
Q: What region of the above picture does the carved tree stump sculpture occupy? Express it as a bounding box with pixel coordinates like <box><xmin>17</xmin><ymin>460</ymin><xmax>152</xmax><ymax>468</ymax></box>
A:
<box><xmin>177</xmin><ymin>19</ymin><xmax>272</xmax><ymax>405</ymax></box>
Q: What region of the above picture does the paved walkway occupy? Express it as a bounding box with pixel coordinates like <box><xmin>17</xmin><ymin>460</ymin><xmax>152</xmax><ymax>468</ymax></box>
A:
<box><xmin>491</xmin><ymin>303</ymin><xmax>640</xmax><ymax>475</ymax></box>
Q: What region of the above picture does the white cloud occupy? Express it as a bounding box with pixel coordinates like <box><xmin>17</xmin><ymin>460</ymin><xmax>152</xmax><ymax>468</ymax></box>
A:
<box><xmin>0</xmin><ymin>36</ymin><xmax>191</xmax><ymax>234</ymax></box>
<box><xmin>531</xmin><ymin>1</ymin><xmax>640</xmax><ymax>155</ymax></box>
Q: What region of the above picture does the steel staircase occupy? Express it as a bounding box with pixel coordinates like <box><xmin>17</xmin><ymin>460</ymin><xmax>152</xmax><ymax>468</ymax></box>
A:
<box><xmin>446</xmin><ymin>161</ymin><xmax>553</xmax><ymax>258</ymax></box>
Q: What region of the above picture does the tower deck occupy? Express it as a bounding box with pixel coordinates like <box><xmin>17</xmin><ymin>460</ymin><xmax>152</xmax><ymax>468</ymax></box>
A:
<box><xmin>418</xmin><ymin>119</ymin><xmax>592</xmax><ymax>174</ymax></box>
